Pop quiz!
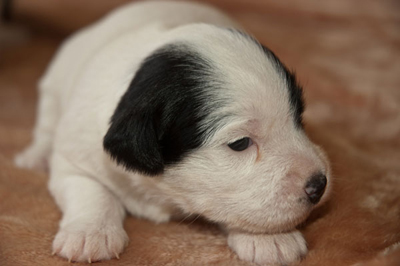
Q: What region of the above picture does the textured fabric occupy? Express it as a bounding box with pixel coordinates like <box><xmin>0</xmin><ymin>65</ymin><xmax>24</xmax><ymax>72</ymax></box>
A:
<box><xmin>0</xmin><ymin>1</ymin><xmax>399</xmax><ymax>265</ymax></box>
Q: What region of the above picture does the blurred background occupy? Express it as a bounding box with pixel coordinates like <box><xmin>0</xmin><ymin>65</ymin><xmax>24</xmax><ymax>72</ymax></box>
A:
<box><xmin>0</xmin><ymin>1</ymin><xmax>399</xmax><ymax>265</ymax></box>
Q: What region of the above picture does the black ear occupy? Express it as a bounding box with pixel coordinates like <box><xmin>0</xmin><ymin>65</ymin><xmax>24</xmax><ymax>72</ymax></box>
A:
<box><xmin>103</xmin><ymin>43</ymin><xmax>221</xmax><ymax>176</ymax></box>
<box><xmin>103</xmin><ymin>110</ymin><xmax>164</xmax><ymax>176</ymax></box>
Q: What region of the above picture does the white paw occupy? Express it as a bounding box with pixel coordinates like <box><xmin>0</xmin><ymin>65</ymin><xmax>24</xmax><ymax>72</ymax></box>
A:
<box><xmin>52</xmin><ymin>223</ymin><xmax>129</xmax><ymax>262</ymax></box>
<box><xmin>14</xmin><ymin>144</ymin><xmax>49</xmax><ymax>171</ymax></box>
<box><xmin>228</xmin><ymin>230</ymin><xmax>307</xmax><ymax>266</ymax></box>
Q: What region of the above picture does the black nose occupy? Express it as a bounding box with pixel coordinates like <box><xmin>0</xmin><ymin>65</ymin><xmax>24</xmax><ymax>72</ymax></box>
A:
<box><xmin>305</xmin><ymin>173</ymin><xmax>327</xmax><ymax>204</ymax></box>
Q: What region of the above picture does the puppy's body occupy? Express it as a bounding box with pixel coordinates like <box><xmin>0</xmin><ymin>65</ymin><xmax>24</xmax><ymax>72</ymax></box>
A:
<box><xmin>16</xmin><ymin>1</ymin><xmax>330</xmax><ymax>265</ymax></box>
<box><xmin>48</xmin><ymin>1</ymin><xmax>235</xmax><ymax>221</ymax></box>
<box><xmin>24</xmin><ymin>1</ymin><xmax>237</xmax><ymax>221</ymax></box>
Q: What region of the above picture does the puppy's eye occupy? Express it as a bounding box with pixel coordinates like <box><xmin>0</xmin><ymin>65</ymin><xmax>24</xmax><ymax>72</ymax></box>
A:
<box><xmin>228</xmin><ymin>137</ymin><xmax>253</xmax><ymax>151</ymax></box>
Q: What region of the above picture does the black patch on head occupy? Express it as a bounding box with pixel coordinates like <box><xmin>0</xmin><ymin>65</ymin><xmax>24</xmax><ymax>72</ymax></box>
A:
<box><xmin>103</xmin><ymin>43</ymin><xmax>223</xmax><ymax>176</ymax></box>
<box><xmin>260</xmin><ymin>45</ymin><xmax>305</xmax><ymax>128</ymax></box>
<box><xmin>227</xmin><ymin>29</ymin><xmax>305</xmax><ymax>128</ymax></box>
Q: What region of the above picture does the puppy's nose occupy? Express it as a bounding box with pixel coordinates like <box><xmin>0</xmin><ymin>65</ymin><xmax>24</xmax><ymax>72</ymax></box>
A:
<box><xmin>304</xmin><ymin>173</ymin><xmax>327</xmax><ymax>204</ymax></box>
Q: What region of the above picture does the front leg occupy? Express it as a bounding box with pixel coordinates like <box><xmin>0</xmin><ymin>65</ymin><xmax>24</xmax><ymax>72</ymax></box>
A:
<box><xmin>227</xmin><ymin>230</ymin><xmax>307</xmax><ymax>265</ymax></box>
<box><xmin>49</xmin><ymin>175</ymin><xmax>128</xmax><ymax>263</ymax></box>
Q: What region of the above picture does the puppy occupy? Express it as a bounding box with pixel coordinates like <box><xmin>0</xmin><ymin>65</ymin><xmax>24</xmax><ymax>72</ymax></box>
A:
<box><xmin>15</xmin><ymin>1</ymin><xmax>331</xmax><ymax>265</ymax></box>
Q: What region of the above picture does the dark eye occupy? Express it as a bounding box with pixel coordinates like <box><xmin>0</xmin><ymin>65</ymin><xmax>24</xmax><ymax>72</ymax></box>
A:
<box><xmin>228</xmin><ymin>137</ymin><xmax>253</xmax><ymax>151</ymax></box>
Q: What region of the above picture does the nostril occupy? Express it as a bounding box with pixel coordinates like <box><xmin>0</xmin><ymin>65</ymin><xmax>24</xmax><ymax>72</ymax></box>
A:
<box><xmin>305</xmin><ymin>173</ymin><xmax>327</xmax><ymax>204</ymax></box>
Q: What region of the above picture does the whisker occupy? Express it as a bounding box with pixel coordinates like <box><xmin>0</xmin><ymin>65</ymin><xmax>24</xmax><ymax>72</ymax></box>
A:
<box><xmin>187</xmin><ymin>213</ymin><xmax>202</xmax><ymax>226</ymax></box>
<box><xmin>177</xmin><ymin>212</ymin><xmax>194</xmax><ymax>225</ymax></box>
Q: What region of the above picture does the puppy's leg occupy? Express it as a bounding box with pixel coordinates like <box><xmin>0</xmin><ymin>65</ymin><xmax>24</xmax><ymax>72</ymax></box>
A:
<box><xmin>49</xmin><ymin>164</ymin><xmax>128</xmax><ymax>262</ymax></box>
<box><xmin>227</xmin><ymin>230</ymin><xmax>307</xmax><ymax>265</ymax></box>
<box><xmin>15</xmin><ymin>86</ymin><xmax>59</xmax><ymax>171</ymax></box>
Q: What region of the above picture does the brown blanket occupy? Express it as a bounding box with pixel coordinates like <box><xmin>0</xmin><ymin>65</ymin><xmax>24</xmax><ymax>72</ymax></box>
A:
<box><xmin>1</xmin><ymin>1</ymin><xmax>399</xmax><ymax>265</ymax></box>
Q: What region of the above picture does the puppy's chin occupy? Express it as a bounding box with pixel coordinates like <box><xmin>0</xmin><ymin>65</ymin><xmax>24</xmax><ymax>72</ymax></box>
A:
<box><xmin>203</xmin><ymin>197</ymin><xmax>321</xmax><ymax>235</ymax></box>
<box><xmin>223</xmin><ymin>211</ymin><xmax>311</xmax><ymax>235</ymax></box>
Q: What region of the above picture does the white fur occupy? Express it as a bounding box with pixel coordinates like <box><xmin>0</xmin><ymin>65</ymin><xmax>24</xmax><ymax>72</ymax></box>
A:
<box><xmin>15</xmin><ymin>1</ymin><xmax>330</xmax><ymax>264</ymax></box>
<box><xmin>228</xmin><ymin>230</ymin><xmax>307</xmax><ymax>265</ymax></box>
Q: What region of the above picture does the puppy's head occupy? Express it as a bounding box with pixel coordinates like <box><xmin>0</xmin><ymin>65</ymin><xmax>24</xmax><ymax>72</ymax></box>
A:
<box><xmin>104</xmin><ymin>26</ymin><xmax>331</xmax><ymax>234</ymax></box>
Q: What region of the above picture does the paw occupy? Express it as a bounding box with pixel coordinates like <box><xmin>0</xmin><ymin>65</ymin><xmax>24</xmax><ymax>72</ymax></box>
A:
<box><xmin>228</xmin><ymin>230</ymin><xmax>307</xmax><ymax>265</ymax></box>
<box><xmin>52</xmin><ymin>223</ymin><xmax>129</xmax><ymax>262</ymax></box>
<box><xmin>14</xmin><ymin>144</ymin><xmax>49</xmax><ymax>171</ymax></box>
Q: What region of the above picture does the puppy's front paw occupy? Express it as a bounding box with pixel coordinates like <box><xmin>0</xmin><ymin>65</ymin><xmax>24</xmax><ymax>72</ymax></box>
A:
<box><xmin>228</xmin><ymin>230</ymin><xmax>307</xmax><ymax>265</ymax></box>
<box><xmin>14</xmin><ymin>144</ymin><xmax>49</xmax><ymax>171</ymax></box>
<box><xmin>52</xmin><ymin>223</ymin><xmax>129</xmax><ymax>262</ymax></box>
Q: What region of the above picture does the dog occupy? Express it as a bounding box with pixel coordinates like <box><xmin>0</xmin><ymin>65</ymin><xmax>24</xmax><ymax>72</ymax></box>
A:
<box><xmin>15</xmin><ymin>1</ymin><xmax>331</xmax><ymax>265</ymax></box>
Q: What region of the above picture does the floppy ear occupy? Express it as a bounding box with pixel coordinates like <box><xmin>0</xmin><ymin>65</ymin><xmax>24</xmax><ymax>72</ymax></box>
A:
<box><xmin>103</xmin><ymin>43</ymin><xmax>221</xmax><ymax>176</ymax></box>
<box><xmin>103</xmin><ymin>108</ymin><xmax>164</xmax><ymax>176</ymax></box>
<box><xmin>102</xmin><ymin>48</ymin><xmax>169</xmax><ymax>176</ymax></box>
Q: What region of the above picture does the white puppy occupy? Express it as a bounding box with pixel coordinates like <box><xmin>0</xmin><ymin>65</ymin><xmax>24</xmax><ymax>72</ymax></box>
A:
<box><xmin>15</xmin><ymin>1</ymin><xmax>331</xmax><ymax>265</ymax></box>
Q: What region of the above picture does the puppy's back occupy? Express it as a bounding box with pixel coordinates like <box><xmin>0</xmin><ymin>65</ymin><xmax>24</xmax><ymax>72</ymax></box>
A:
<box><xmin>39</xmin><ymin>1</ymin><xmax>237</xmax><ymax>104</ymax></box>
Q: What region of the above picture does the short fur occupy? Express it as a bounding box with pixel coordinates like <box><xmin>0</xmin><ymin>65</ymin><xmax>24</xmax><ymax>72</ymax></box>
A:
<box><xmin>15</xmin><ymin>1</ymin><xmax>331</xmax><ymax>265</ymax></box>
